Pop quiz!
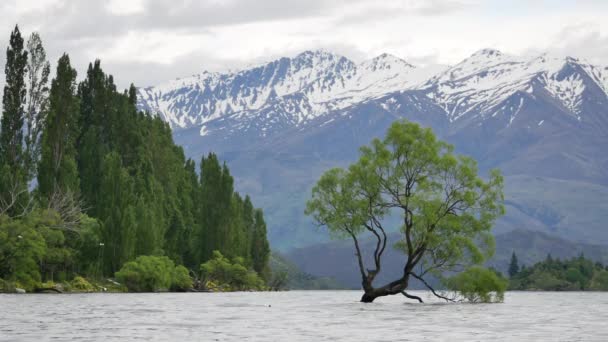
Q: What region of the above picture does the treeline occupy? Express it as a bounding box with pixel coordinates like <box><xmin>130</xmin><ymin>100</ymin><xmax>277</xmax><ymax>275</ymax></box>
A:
<box><xmin>0</xmin><ymin>25</ymin><xmax>270</xmax><ymax>291</ymax></box>
<box><xmin>507</xmin><ymin>252</ymin><xmax>608</xmax><ymax>291</ymax></box>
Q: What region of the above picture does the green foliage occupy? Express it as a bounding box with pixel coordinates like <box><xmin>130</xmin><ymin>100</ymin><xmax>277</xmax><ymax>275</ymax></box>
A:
<box><xmin>171</xmin><ymin>265</ymin><xmax>193</xmax><ymax>291</ymax></box>
<box><xmin>24</xmin><ymin>31</ymin><xmax>50</xmax><ymax>180</ymax></box>
<box><xmin>0</xmin><ymin>28</ymin><xmax>271</xmax><ymax>292</ymax></box>
<box><xmin>508</xmin><ymin>251</ymin><xmax>519</xmax><ymax>278</ymax></box>
<box><xmin>251</xmin><ymin>208</ymin><xmax>270</xmax><ymax>277</ymax></box>
<box><xmin>306</xmin><ymin>120</ymin><xmax>504</xmax><ymax>301</ymax></box>
<box><xmin>97</xmin><ymin>151</ymin><xmax>137</xmax><ymax>274</ymax></box>
<box><xmin>38</xmin><ymin>53</ymin><xmax>79</xmax><ymax>198</ymax></box>
<box><xmin>590</xmin><ymin>270</ymin><xmax>608</xmax><ymax>291</ymax></box>
<box><xmin>510</xmin><ymin>255</ymin><xmax>608</xmax><ymax>291</ymax></box>
<box><xmin>195</xmin><ymin>153</ymin><xmax>234</xmax><ymax>263</ymax></box>
<box><xmin>445</xmin><ymin>267</ymin><xmax>508</xmax><ymax>303</ymax></box>
<box><xmin>70</xmin><ymin>276</ymin><xmax>94</xmax><ymax>292</ymax></box>
<box><xmin>0</xmin><ymin>211</ymin><xmax>51</xmax><ymax>290</ymax></box>
<box><xmin>115</xmin><ymin>255</ymin><xmax>193</xmax><ymax>292</ymax></box>
<box><xmin>1</xmin><ymin>25</ymin><xmax>27</xmax><ymax>176</ymax></box>
<box><xmin>200</xmin><ymin>251</ymin><xmax>265</xmax><ymax>291</ymax></box>
<box><xmin>0</xmin><ymin>278</ymin><xmax>17</xmax><ymax>292</ymax></box>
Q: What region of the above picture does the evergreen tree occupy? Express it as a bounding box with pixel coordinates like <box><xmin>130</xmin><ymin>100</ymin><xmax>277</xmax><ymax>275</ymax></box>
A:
<box><xmin>128</xmin><ymin>83</ymin><xmax>137</xmax><ymax>105</ymax></box>
<box><xmin>508</xmin><ymin>251</ymin><xmax>520</xmax><ymax>278</ymax></box>
<box><xmin>251</xmin><ymin>209</ymin><xmax>270</xmax><ymax>276</ymax></box>
<box><xmin>38</xmin><ymin>54</ymin><xmax>79</xmax><ymax>199</ymax></box>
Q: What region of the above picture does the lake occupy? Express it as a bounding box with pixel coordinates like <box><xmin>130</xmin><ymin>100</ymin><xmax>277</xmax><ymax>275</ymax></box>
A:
<box><xmin>1</xmin><ymin>291</ymin><xmax>607</xmax><ymax>341</ymax></box>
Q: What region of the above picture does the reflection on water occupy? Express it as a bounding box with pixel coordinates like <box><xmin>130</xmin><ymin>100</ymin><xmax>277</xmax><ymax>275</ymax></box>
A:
<box><xmin>1</xmin><ymin>291</ymin><xmax>607</xmax><ymax>341</ymax></box>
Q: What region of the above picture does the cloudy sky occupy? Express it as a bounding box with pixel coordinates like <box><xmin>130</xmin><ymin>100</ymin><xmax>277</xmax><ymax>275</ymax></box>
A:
<box><xmin>1</xmin><ymin>0</ymin><xmax>607</xmax><ymax>89</ymax></box>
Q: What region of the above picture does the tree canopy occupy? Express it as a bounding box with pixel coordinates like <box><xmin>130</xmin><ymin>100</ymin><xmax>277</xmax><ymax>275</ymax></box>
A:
<box><xmin>306</xmin><ymin>120</ymin><xmax>505</xmax><ymax>303</ymax></box>
<box><xmin>0</xmin><ymin>26</ymin><xmax>271</xmax><ymax>292</ymax></box>
<box><xmin>510</xmin><ymin>254</ymin><xmax>608</xmax><ymax>291</ymax></box>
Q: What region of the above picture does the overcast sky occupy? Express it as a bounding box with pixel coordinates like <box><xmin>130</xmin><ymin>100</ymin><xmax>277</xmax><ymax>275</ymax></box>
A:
<box><xmin>1</xmin><ymin>0</ymin><xmax>607</xmax><ymax>89</ymax></box>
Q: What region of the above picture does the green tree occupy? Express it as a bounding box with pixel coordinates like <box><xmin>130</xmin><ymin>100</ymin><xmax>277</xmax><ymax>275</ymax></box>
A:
<box><xmin>306</xmin><ymin>120</ymin><xmax>505</xmax><ymax>303</ymax></box>
<box><xmin>76</xmin><ymin>60</ymin><xmax>111</xmax><ymax>215</ymax></box>
<box><xmin>0</xmin><ymin>213</ymin><xmax>46</xmax><ymax>290</ymax></box>
<box><xmin>24</xmin><ymin>32</ymin><xmax>50</xmax><ymax>179</ymax></box>
<box><xmin>1</xmin><ymin>25</ymin><xmax>28</xmax><ymax>173</ymax></box>
<box><xmin>97</xmin><ymin>152</ymin><xmax>136</xmax><ymax>274</ymax></box>
<box><xmin>196</xmin><ymin>153</ymin><xmax>233</xmax><ymax>263</ymax></box>
<box><xmin>251</xmin><ymin>208</ymin><xmax>270</xmax><ymax>277</ymax></box>
<box><xmin>1</xmin><ymin>25</ymin><xmax>29</xmax><ymax>217</ymax></box>
<box><xmin>508</xmin><ymin>251</ymin><xmax>520</xmax><ymax>278</ymax></box>
<box><xmin>38</xmin><ymin>54</ymin><xmax>80</xmax><ymax>199</ymax></box>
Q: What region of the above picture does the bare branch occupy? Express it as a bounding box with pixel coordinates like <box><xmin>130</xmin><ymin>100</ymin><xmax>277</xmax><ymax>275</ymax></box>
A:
<box><xmin>46</xmin><ymin>189</ymin><xmax>87</xmax><ymax>231</ymax></box>
<box><xmin>411</xmin><ymin>273</ymin><xmax>456</xmax><ymax>302</ymax></box>
<box><xmin>0</xmin><ymin>176</ymin><xmax>34</xmax><ymax>218</ymax></box>
<box><xmin>401</xmin><ymin>291</ymin><xmax>424</xmax><ymax>303</ymax></box>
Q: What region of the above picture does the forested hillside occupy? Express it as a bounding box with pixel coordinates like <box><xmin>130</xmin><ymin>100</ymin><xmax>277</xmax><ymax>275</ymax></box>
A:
<box><xmin>0</xmin><ymin>25</ymin><xmax>270</xmax><ymax>292</ymax></box>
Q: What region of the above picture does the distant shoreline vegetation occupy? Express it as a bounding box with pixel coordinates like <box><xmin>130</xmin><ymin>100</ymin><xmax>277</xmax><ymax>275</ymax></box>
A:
<box><xmin>0</xmin><ymin>25</ymin><xmax>274</xmax><ymax>294</ymax></box>
<box><xmin>507</xmin><ymin>252</ymin><xmax>608</xmax><ymax>291</ymax></box>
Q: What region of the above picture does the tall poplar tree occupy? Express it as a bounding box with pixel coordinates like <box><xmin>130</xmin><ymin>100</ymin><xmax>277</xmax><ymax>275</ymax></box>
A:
<box><xmin>24</xmin><ymin>32</ymin><xmax>50</xmax><ymax>179</ymax></box>
<box><xmin>38</xmin><ymin>54</ymin><xmax>79</xmax><ymax>199</ymax></box>
<box><xmin>0</xmin><ymin>25</ymin><xmax>29</xmax><ymax>216</ymax></box>
<box><xmin>1</xmin><ymin>25</ymin><xmax>27</xmax><ymax>170</ymax></box>
<box><xmin>251</xmin><ymin>209</ymin><xmax>270</xmax><ymax>276</ymax></box>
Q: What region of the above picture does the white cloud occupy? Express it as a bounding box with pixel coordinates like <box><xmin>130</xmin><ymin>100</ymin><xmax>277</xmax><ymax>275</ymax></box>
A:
<box><xmin>106</xmin><ymin>0</ymin><xmax>146</xmax><ymax>16</ymax></box>
<box><xmin>0</xmin><ymin>0</ymin><xmax>606</xmax><ymax>89</ymax></box>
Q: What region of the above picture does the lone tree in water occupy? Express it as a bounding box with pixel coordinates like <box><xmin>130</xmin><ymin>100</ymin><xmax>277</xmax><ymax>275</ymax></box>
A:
<box><xmin>306</xmin><ymin>121</ymin><xmax>505</xmax><ymax>303</ymax></box>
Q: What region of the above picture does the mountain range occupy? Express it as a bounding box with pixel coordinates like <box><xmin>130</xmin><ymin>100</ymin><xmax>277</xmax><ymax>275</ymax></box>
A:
<box><xmin>137</xmin><ymin>49</ymin><xmax>608</xmax><ymax>258</ymax></box>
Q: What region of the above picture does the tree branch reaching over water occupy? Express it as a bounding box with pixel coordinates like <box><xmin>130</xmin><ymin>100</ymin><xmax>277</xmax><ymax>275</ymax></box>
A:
<box><xmin>411</xmin><ymin>273</ymin><xmax>456</xmax><ymax>302</ymax></box>
<box><xmin>401</xmin><ymin>291</ymin><xmax>423</xmax><ymax>303</ymax></box>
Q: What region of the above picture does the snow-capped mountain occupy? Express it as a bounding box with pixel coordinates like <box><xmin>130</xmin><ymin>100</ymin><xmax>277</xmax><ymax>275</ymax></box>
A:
<box><xmin>137</xmin><ymin>50</ymin><xmax>430</xmax><ymax>131</ymax></box>
<box><xmin>137</xmin><ymin>49</ymin><xmax>608</xmax><ymax>251</ymax></box>
<box><xmin>420</xmin><ymin>49</ymin><xmax>608</xmax><ymax>128</ymax></box>
<box><xmin>138</xmin><ymin>48</ymin><xmax>608</xmax><ymax>140</ymax></box>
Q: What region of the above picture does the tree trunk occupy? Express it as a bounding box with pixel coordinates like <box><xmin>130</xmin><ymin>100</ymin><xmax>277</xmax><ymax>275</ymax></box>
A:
<box><xmin>360</xmin><ymin>292</ymin><xmax>379</xmax><ymax>303</ymax></box>
<box><xmin>359</xmin><ymin>277</ymin><xmax>409</xmax><ymax>303</ymax></box>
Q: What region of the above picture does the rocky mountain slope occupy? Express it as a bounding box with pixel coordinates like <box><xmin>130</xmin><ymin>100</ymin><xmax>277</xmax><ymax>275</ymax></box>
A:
<box><xmin>138</xmin><ymin>49</ymin><xmax>608</xmax><ymax>251</ymax></box>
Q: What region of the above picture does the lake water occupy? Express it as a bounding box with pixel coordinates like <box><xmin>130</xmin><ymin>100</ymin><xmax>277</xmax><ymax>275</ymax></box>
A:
<box><xmin>1</xmin><ymin>291</ymin><xmax>607</xmax><ymax>341</ymax></box>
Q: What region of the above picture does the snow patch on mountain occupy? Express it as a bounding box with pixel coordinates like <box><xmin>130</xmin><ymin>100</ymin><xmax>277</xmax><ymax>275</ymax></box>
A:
<box><xmin>138</xmin><ymin>48</ymin><xmax>608</xmax><ymax>137</ymax></box>
<box><xmin>421</xmin><ymin>50</ymin><xmax>607</xmax><ymax>123</ymax></box>
<box><xmin>137</xmin><ymin>50</ymin><xmax>437</xmax><ymax>130</ymax></box>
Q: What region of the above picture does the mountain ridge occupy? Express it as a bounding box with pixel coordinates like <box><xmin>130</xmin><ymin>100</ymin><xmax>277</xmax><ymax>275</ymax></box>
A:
<box><xmin>137</xmin><ymin>48</ymin><xmax>608</xmax><ymax>251</ymax></box>
<box><xmin>138</xmin><ymin>48</ymin><xmax>608</xmax><ymax>135</ymax></box>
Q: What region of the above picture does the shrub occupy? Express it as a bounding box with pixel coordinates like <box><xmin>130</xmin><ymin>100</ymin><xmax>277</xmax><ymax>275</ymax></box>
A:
<box><xmin>0</xmin><ymin>278</ymin><xmax>16</xmax><ymax>292</ymax></box>
<box><xmin>71</xmin><ymin>276</ymin><xmax>95</xmax><ymax>292</ymax></box>
<box><xmin>0</xmin><ymin>214</ymin><xmax>48</xmax><ymax>291</ymax></box>
<box><xmin>446</xmin><ymin>266</ymin><xmax>508</xmax><ymax>303</ymax></box>
<box><xmin>115</xmin><ymin>255</ymin><xmax>192</xmax><ymax>292</ymax></box>
<box><xmin>200</xmin><ymin>251</ymin><xmax>265</xmax><ymax>291</ymax></box>
<box><xmin>171</xmin><ymin>265</ymin><xmax>193</xmax><ymax>291</ymax></box>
